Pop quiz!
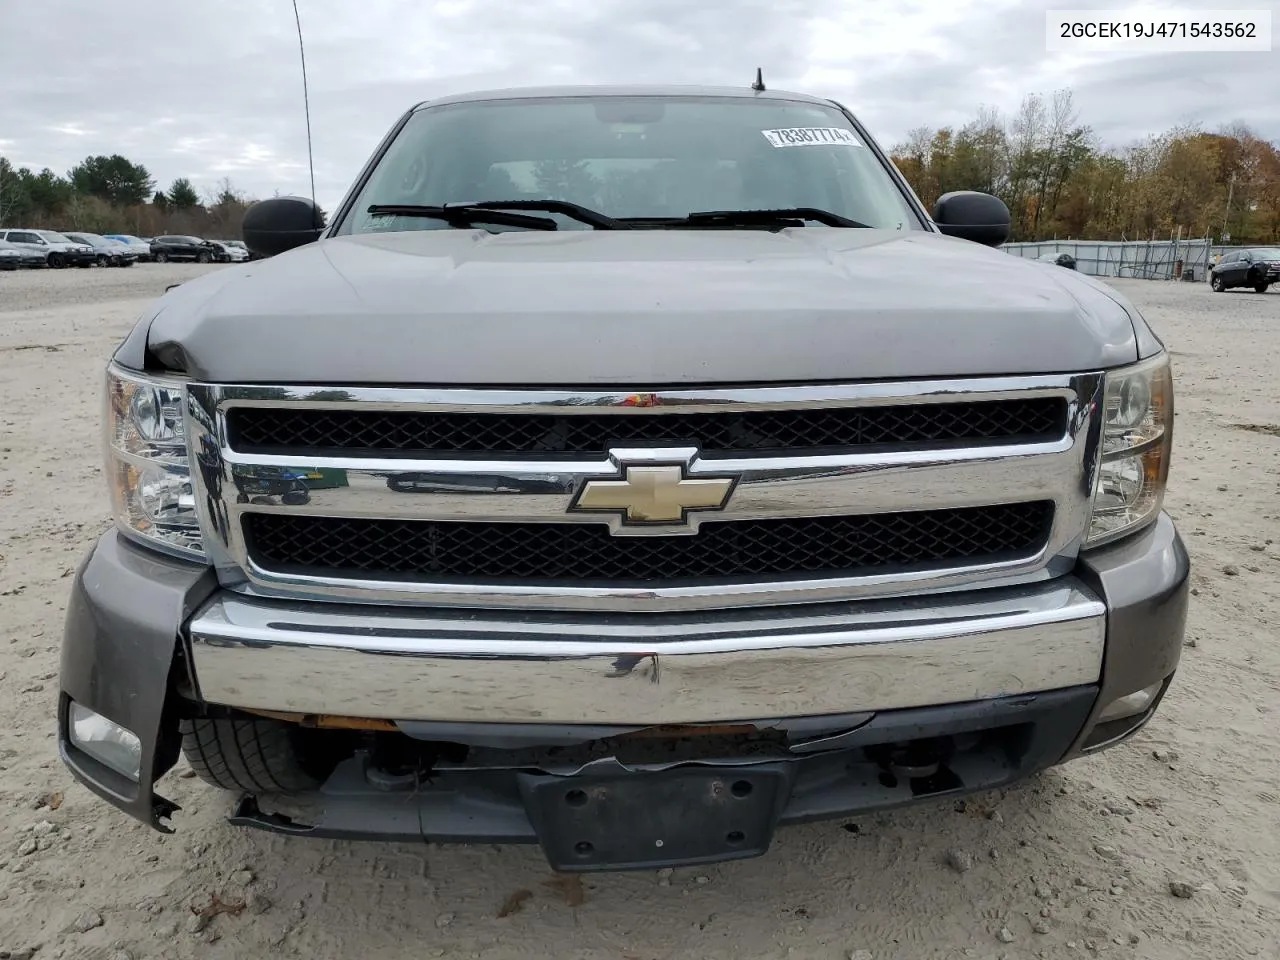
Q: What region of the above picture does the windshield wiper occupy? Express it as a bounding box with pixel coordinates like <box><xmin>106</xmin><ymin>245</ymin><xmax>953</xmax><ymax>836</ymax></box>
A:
<box><xmin>366</xmin><ymin>204</ymin><xmax>558</xmax><ymax>231</ymax></box>
<box><xmin>368</xmin><ymin>200</ymin><xmax>627</xmax><ymax>231</ymax></box>
<box><xmin>627</xmin><ymin>208</ymin><xmax>871</xmax><ymax>229</ymax></box>
<box><xmin>442</xmin><ymin>199</ymin><xmax>627</xmax><ymax>230</ymax></box>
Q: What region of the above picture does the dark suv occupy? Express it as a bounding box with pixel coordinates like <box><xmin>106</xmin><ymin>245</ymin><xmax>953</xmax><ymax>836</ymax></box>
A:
<box><xmin>1210</xmin><ymin>247</ymin><xmax>1279</xmax><ymax>293</ymax></box>
<box><xmin>149</xmin><ymin>235</ymin><xmax>224</xmax><ymax>264</ymax></box>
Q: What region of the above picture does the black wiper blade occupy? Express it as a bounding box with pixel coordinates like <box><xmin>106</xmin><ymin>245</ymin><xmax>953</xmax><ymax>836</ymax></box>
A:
<box><xmin>446</xmin><ymin>199</ymin><xmax>627</xmax><ymax>230</ymax></box>
<box><xmin>366</xmin><ymin>204</ymin><xmax>558</xmax><ymax>231</ymax></box>
<box><xmin>681</xmin><ymin>208</ymin><xmax>871</xmax><ymax>229</ymax></box>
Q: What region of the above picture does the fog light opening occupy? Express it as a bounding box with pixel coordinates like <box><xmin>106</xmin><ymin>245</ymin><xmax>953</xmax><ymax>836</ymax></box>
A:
<box><xmin>1083</xmin><ymin>679</ymin><xmax>1169</xmax><ymax>752</ymax></box>
<box><xmin>68</xmin><ymin>701</ymin><xmax>143</xmax><ymax>782</ymax></box>
<box><xmin>1096</xmin><ymin>680</ymin><xmax>1164</xmax><ymax>724</ymax></box>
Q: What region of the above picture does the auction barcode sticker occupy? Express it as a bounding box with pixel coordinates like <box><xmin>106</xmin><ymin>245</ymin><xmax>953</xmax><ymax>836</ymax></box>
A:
<box><xmin>761</xmin><ymin>127</ymin><xmax>863</xmax><ymax>148</ymax></box>
<box><xmin>1046</xmin><ymin>9</ymin><xmax>1271</xmax><ymax>51</ymax></box>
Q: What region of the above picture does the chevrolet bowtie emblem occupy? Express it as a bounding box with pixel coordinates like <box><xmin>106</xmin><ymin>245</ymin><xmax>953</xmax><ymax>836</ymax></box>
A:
<box><xmin>571</xmin><ymin>458</ymin><xmax>736</xmax><ymax>530</ymax></box>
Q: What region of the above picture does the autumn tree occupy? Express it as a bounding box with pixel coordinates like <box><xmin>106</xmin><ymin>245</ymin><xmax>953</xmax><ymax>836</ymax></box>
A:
<box><xmin>889</xmin><ymin>87</ymin><xmax>1280</xmax><ymax>244</ymax></box>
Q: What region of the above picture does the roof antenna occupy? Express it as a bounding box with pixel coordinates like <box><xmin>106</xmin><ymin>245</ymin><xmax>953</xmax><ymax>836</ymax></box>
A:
<box><xmin>751</xmin><ymin>67</ymin><xmax>766</xmax><ymax>92</ymax></box>
<box><xmin>291</xmin><ymin>0</ymin><xmax>317</xmax><ymax>209</ymax></box>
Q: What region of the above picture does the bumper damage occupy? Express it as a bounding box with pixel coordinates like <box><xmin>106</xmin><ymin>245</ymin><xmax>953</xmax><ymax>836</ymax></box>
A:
<box><xmin>58</xmin><ymin>530</ymin><xmax>217</xmax><ymax>830</ymax></box>
<box><xmin>227</xmin><ymin>686</ymin><xmax>1097</xmax><ymax>871</ymax></box>
<box><xmin>57</xmin><ymin>514</ymin><xmax>1189</xmax><ymax>867</ymax></box>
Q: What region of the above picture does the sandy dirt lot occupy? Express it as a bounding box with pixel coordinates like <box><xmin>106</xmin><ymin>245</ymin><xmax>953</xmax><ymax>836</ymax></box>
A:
<box><xmin>1</xmin><ymin>264</ymin><xmax>1277</xmax><ymax>960</ymax></box>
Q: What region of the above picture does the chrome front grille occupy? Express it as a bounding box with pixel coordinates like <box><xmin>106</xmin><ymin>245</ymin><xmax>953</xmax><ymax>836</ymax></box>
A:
<box><xmin>226</xmin><ymin>396</ymin><xmax>1067</xmax><ymax>457</ymax></box>
<box><xmin>245</xmin><ymin>502</ymin><xmax>1054</xmax><ymax>586</ymax></box>
<box><xmin>185</xmin><ymin>376</ymin><xmax>1103</xmax><ymax>613</ymax></box>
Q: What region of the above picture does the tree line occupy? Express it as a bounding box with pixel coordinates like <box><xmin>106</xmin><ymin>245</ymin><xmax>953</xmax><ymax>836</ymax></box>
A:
<box><xmin>0</xmin><ymin>153</ymin><xmax>256</xmax><ymax>239</ymax></box>
<box><xmin>888</xmin><ymin>89</ymin><xmax>1280</xmax><ymax>244</ymax></box>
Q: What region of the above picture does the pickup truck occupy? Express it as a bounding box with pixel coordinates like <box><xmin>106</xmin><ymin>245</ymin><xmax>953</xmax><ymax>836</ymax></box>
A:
<box><xmin>58</xmin><ymin>83</ymin><xmax>1188</xmax><ymax>873</ymax></box>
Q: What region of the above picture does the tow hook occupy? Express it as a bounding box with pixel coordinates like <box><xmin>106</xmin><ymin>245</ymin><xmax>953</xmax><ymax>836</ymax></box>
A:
<box><xmin>870</xmin><ymin>738</ymin><xmax>960</xmax><ymax>795</ymax></box>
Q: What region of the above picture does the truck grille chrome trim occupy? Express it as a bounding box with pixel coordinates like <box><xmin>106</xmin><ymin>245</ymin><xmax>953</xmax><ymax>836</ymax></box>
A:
<box><xmin>185</xmin><ymin>581</ymin><xmax>1107</xmax><ymax>724</ymax></box>
<box><xmin>244</xmin><ymin>502</ymin><xmax>1053</xmax><ymax>586</ymax></box>
<box><xmin>185</xmin><ymin>375</ymin><xmax>1104</xmax><ymax>612</ymax></box>
<box><xmin>227</xmin><ymin>396</ymin><xmax>1067</xmax><ymax>457</ymax></box>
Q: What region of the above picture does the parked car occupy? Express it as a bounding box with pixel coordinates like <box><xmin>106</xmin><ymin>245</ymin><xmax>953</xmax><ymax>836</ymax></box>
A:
<box><xmin>149</xmin><ymin>235</ymin><xmax>222</xmax><ymax>263</ymax></box>
<box><xmin>64</xmin><ymin>232</ymin><xmax>137</xmax><ymax>267</ymax></box>
<box><xmin>1035</xmin><ymin>251</ymin><xmax>1077</xmax><ymax>270</ymax></box>
<box><xmin>104</xmin><ymin>235</ymin><xmax>154</xmax><ymax>261</ymax></box>
<box><xmin>0</xmin><ymin>239</ymin><xmax>26</xmax><ymax>270</ymax></box>
<box><xmin>1209</xmin><ymin>247</ymin><xmax>1280</xmax><ymax>293</ymax></box>
<box><xmin>0</xmin><ymin>229</ymin><xmax>96</xmax><ymax>268</ymax></box>
<box><xmin>59</xmin><ymin>83</ymin><xmax>1186</xmax><ymax>874</ymax></box>
<box><xmin>210</xmin><ymin>240</ymin><xmax>247</xmax><ymax>262</ymax></box>
<box><xmin>0</xmin><ymin>237</ymin><xmax>47</xmax><ymax>268</ymax></box>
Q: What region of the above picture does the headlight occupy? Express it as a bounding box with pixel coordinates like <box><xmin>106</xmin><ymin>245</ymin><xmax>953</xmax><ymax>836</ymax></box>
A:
<box><xmin>105</xmin><ymin>364</ymin><xmax>204</xmax><ymax>558</ymax></box>
<box><xmin>1084</xmin><ymin>353</ymin><xmax>1173</xmax><ymax>547</ymax></box>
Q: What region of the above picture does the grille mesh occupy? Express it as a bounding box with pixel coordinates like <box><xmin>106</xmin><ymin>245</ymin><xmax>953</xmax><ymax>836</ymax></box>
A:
<box><xmin>244</xmin><ymin>502</ymin><xmax>1053</xmax><ymax>586</ymax></box>
<box><xmin>228</xmin><ymin>398</ymin><xmax>1066</xmax><ymax>457</ymax></box>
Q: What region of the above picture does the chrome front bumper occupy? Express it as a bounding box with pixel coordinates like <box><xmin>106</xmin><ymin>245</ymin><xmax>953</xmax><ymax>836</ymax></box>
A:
<box><xmin>187</xmin><ymin>579</ymin><xmax>1105</xmax><ymax>725</ymax></box>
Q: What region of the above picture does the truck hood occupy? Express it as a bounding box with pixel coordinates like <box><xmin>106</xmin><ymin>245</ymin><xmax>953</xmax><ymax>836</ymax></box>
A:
<box><xmin>138</xmin><ymin>228</ymin><xmax>1143</xmax><ymax>385</ymax></box>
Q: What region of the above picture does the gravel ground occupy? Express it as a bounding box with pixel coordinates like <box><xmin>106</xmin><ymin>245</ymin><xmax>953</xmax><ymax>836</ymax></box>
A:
<box><xmin>1</xmin><ymin>264</ymin><xmax>1278</xmax><ymax>960</ymax></box>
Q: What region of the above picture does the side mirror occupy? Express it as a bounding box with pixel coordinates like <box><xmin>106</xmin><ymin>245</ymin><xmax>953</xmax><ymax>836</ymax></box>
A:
<box><xmin>242</xmin><ymin>196</ymin><xmax>325</xmax><ymax>258</ymax></box>
<box><xmin>932</xmin><ymin>191</ymin><xmax>1011</xmax><ymax>247</ymax></box>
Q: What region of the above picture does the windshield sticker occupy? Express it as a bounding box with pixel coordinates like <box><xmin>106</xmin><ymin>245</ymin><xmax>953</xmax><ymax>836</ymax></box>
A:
<box><xmin>761</xmin><ymin>127</ymin><xmax>863</xmax><ymax>148</ymax></box>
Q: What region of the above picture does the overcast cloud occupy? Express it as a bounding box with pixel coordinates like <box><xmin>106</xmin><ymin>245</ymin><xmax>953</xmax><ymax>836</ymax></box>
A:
<box><xmin>1</xmin><ymin>0</ymin><xmax>1276</xmax><ymax>211</ymax></box>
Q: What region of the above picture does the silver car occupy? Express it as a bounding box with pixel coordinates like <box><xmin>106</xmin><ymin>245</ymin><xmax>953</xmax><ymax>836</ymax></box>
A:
<box><xmin>0</xmin><ymin>229</ymin><xmax>96</xmax><ymax>268</ymax></box>
<box><xmin>0</xmin><ymin>239</ymin><xmax>29</xmax><ymax>270</ymax></box>
<box><xmin>65</xmin><ymin>232</ymin><xmax>138</xmax><ymax>267</ymax></box>
<box><xmin>104</xmin><ymin>234</ymin><xmax>153</xmax><ymax>261</ymax></box>
<box><xmin>211</xmin><ymin>241</ymin><xmax>249</xmax><ymax>262</ymax></box>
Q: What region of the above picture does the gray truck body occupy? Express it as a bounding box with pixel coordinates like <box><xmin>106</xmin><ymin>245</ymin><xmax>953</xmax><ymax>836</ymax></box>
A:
<box><xmin>58</xmin><ymin>85</ymin><xmax>1188</xmax><ymax>872</ymax></box>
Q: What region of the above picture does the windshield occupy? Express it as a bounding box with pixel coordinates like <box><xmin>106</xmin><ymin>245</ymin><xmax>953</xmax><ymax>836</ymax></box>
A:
<box><xmin>337</xmin><ymin>95</ymin><xmax>922</xmax><ymax>234</ymax></box>
<box><xmin>1249</xmin><ymin>248</ymin><xmax>1280</xmax><ymax>259</ymax></box>
<box><xmin>40</xmin><ymin>231</ymin><xmax>72</xmax><ymax>243</ymax></box>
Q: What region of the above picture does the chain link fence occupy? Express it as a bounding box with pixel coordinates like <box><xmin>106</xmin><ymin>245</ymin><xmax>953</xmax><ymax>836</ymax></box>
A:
<box><xmin>1000</xmin><ymin>239</ymin><xmax>1261</xmax><ymax>282</ymax></box>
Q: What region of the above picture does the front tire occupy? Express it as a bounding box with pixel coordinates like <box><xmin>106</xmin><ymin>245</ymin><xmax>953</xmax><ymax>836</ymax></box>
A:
<box><xmin>196</xmin><ymin>251</ymin><xmax>211</xmax><ymax>264</ymax></box>
<box><xmin>47</xmin><ymin>252</ymin><xmax>65</xmax><ymax>268</ymax></box>
<box><xmin>1255</xmin><ymin>283</ymin><xmax>1270</xmax><ymax>294</ymax></box>
<box><xmin>96</xmin><ymin>255</ymin><xmax>109</xmax><ymax>267</ymax></box>
<box><xmin>1211</xmin><ymin>274</ymin><xmax>1225</xmax><ymax>292</ymax></box>
<box><xmin>179</xmin><ymin>717</ymin><xmax>323</xmax><ymax>793</ymax></box>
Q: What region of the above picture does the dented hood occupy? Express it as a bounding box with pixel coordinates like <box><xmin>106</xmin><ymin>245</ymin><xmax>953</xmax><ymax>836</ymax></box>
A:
<box><xmin>135</xmin><ymin>228</ymin><xmax>1143</xmax><ymax>385</ymax></box>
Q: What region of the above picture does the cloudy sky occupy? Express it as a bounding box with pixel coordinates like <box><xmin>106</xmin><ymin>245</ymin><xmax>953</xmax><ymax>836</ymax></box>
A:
<box><xmin>1</xmin><ymin>0</ymin><xmax>1276</xmax><ymax>211</ymax></box>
